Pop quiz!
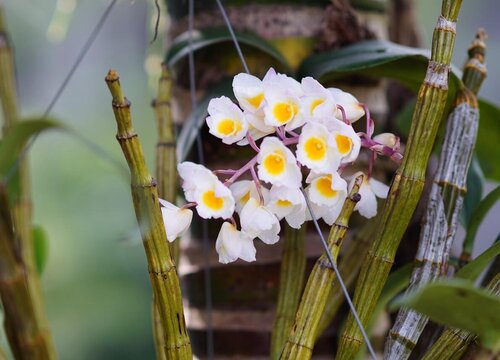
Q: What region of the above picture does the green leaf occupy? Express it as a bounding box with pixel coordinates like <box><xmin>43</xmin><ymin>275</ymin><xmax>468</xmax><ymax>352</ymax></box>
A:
<box><xmin>461</xmin><ymin>156</ymin><xmax>485</xmax><ymax>227</ymax></box>
<box><xmin>462</xmin><ymin>186</ymin><xmax>500</xmax><ymax>256</ymax></box>
<box><xmin>32</xmin><ymin>225</ymin><xmax>49</xmax><ymax>275</ymax></box>
<box><xmin>476</xmin><ymin>99</ymin><xmax>500</xmax><ymax>181</ymax></box>
<box><xmin>165</xmin><ymin>27</ymin><xmax>291</xmax><ymax>71</ymax></box>
<box><xmin>0</xmin><ymin>117</ymin><xmax>62</xmax><ymax>175</ymax></box>
<box><xmin>176</xmin><ymin>79</ymin><xmax>233</xmax><ymax>162</ymax></box>
<box><xmin>456</xmin><ymin>241</ymin><xmax>500</xmax><ymax>281</ymax></box>
<box><xmin>391</xmin><ymin>279</ymin><xmax>500</xmax><ymax>350</ymax></box>
<box><xmin>297</xmin><ymin>40</ymin><xmax>463</xmax><ymax>94</ymax></box>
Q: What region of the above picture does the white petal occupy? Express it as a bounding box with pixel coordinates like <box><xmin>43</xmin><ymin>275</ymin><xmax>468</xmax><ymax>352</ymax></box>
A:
<box><xmin>369</xmin><ymin>177</ymin><xmax>390</xmax><ymax>199</ymax></box>
<box><xmin>215</xmin><ymin>222</ymin><xmax>242</xmax><ymax>264</ymax></box>
<box><xmin>161</xmin><ymin>207</ymin><xmax>193</xmax><ymax>242</ymax></box>
<box><xmin>238</xmin><ymin>235</ymin><xmax>257</xmax><ymax>262</ymax></box>
<box><xmin>328</xmin><ymin>88</ymin><xmax>365</xmax><ymax>122</ymax></box>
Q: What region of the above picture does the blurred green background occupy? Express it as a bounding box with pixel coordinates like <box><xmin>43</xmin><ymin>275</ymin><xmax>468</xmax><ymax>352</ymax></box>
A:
<box><xmin>1</xmin><ymin>0</ymin><xmax>499</xmax><ymax>359</ymax></box>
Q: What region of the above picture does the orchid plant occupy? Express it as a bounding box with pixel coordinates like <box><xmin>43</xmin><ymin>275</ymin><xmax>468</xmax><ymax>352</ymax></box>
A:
<box><xmin>159</xmin><ymin>68</ymin><xmax>402</xmax><ymax>264</ymax></box>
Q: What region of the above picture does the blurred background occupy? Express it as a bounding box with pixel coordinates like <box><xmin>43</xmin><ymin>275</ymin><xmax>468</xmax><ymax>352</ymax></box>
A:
<box><xmin>1</xmin><ymin>0</ymin><xmax>499</xmax><ymax>358</ymax></box>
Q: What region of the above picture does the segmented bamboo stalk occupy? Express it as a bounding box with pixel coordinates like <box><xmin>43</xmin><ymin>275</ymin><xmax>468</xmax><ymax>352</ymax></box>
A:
<box><xmin>336</xmin><ymin>2</ymin><xmax>463</xmax><ymax>358</ymax></box>
<box><xmin>384</xmin><ymin>31</ymin><xmax>487</xmax><ymax>360</ymax></box>
<box><xmin>0</xmin><ymin>185</ymin><xmax>55</xmax><ymax>359</ymax></box>
<box><xmin>315</xmin><ymin>217</ymin><xmax>377</xmax><ymax>339</ymax></box>
<box><xmin>271</xmin><ymin>225</ymin><xmax>307</xmax><ymax>359</ymax></box>
<box><xmin>420</xmin><ymin>273</ymin><xmax>500</xmax><ymax>360</ymax></box>
<box><xmin>105</xmin><ymin>70</ymin><xmax>192</xmax><ymax>359</ymax></box>
<box><xmin>152</xmin><ymin>64</ymin><xmax>177</xmax><ymax>360</ymax></box>
<box><xmin>279</xmin><ymin>175</ymin><xmax>363</xmax><ymax>359</ymax></box>
<box><xmin>0</xmin><ymin>8</ymin><xmax>56</xmax><ymax>359</ymax></box>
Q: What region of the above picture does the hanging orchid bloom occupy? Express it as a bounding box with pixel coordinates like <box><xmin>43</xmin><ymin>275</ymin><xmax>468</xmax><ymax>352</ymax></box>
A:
<box><xmin>349</xmin><ymin>171</ymin><xmax>389</xmax><ymax>219</ymax></box>
<box><xmin>159</xmin><ymin>199</ymin><xmax>193</xmax><ymax>242</ymax></box>
<box><xmin>230</xmin><ymin>180</ymin><xmax>269</xmax><ymax>214</ymax></box>
<box><xmin>329</xmin><ymin>120</ymin><xmax>361</xmax><ymax>164</ymax></box>
<box><xmin>240</xmin><ymin>198</ymin><xmax>281</xmax><ymax>245</ymax></box>
<box><xmin>257</xmin><ymin>137</ymin><xmax>302</xmax><ymax>188</ymax></box>
<box><xmin>215</xmin><ymin>222</ymin><xmax>256</xmax><ymax>264</ymax></box>
<box><xmin>177</xmin><ymin>162</ymin><xmax>218</xmax><ymax>202</ymax></box>
<box><xmin>296</xmin><ymin>122</ymin><xmax>340</xmax><ymax>173</ymax></box>
<box><xmin>306</xmin><ymin>172</ymin><xmax>348</xmax><ymax>225</ymax></box>
<box><xmin>328</xmin><ymin>88</ymin><xmax>365</xmax><ymax>123</ymax></box>
<box><xmin>267</xmin><ymin>186</ymin><xmax>307</xmax><ymax>229</ymax></box>
<box><xmin>232</xmin><ymin>73</ymin><xmax>265</xmax><ymax>113</ymax></box>
<box><xmin>373</xmin><ymin>132</ymin><xmax>399</xmax><ymax>148</ymax></box>
<box><xmin>300</xmin><ymin>77</ymin><xmax>337</xmax><ymax>120</ymax></box>
<box><xmin>206</xmin><ymin>96</ymin><xmax>248</xmax><ymax>144</ymax></box>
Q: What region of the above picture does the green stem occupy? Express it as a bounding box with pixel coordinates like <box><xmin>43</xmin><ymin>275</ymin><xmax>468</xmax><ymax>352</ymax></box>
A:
<box><xmin>0</xmin><ymin>185</ymin><xmax>55</xmax><ymax>359</ymax></box>
<box><xmin>336</xmin><ymin>1</ymin><xmax>463</xmax><ymax>358</ymax></box>
<box><xmin>314</xmin><ymin>217</ymin><xmax>377</xmax><ymax>340</ymax></box>
<box><xmin>152</xmin><ymin>64</ymin><xmax>178</xmax><ymax>360</ymax></box>
<box><xmin>271</xmin><ymin>225</ymin><xmax>307</xmax><ymax>359</ymax></box>
<box><xmin>421</xmin><ymin>273</ymin><xmax>500</xmax><ymax>360</ymax></box>
<box><xmin>0</xmin><ymin>8</ymin><xmax>56</xmax><ymax>359</ymax></box>
<box><xmin>279</xmin><ymin>175</ymin><xmax>363</xmax><ymax>359</ymax></box>
<box><xmin>105</xmin><ymin>70</ymin><xmax>192</xmax><ymax>359</ymax></box>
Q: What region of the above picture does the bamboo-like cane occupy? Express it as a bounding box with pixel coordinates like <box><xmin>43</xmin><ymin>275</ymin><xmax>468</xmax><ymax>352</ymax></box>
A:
<box><xmin>152</xmin><ymin>64</ymin><xmax>178</xmax><ymax>360</ymax></box>
<box><xmin>0</xmin><ymin>185</ymin><xmax>55</xmax><ymax>359</ymax></box>
<box><xmin>314</xmin><ymin>217</ymin><xmax>377</xmax><ymax>339</ymax></box>
<box><xmin>271</xmin><ymin>225</ymin><xmax>307</xmax><ymax>359</ymax></box>
<box><xmin>384</xmin><ymin>30</ymin><xmax>487</xmax><ymax>360</ymax></box>
<box><xmin>279</xmin><ymin>175</ymin><xmax>363</xmax><ymax>359</ymax></box>
<box><xmin>0</xmin><ymin>8</ymin><xmax>56</xmax><ymax>359</ymax></box>
<box><xmin>420</xmin><ymin>273</ymin><xmax>500</xmax><ymax>360</ymax></box>
<box><xmin>336</xmin><ymin>1</ymin><xmax>463</xmax><ymax>358</ymax></box>
<box><xmin>105</xmin><ymin>70</ymin><xmax>192</xmax><ymax>359</ymax></box>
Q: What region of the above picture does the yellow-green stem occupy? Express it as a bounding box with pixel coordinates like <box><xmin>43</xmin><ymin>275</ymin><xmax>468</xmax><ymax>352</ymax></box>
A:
<box><xmin>105</xmin><ymin>70</ymin><xmax>192</xmax><ymax>359</ymax></box>
<box><xmin>279</xmin><ymin>175</ymin><xmax>363</xmax><ymax>359</ymax></box>
<box><xmin>271</xmin><ymin>225</ymin><xmax>307</xmax><ymax>359</ymax></box>
<box><xmin>0</xmin><ymin>7</ymin><xmax>55</xmax><ymax>359</ymax></box>
<box><xmin>336</xmin><ymin>1</ymin><xmax>463</xmax><ymax>358</ymax></box>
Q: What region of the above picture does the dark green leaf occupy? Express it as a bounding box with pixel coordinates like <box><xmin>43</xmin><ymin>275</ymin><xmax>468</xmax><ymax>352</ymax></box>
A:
<box><xmin>456</xmin><ymin>241</ymin><xmax>500</xmax><ymax>281</ymax></box>
<box><xmin>463</xmin><ymin>186</ymin><xmax>500</xmax><ymax>256</ymax></box>
<box><xmin>32</xmin><ymin>225</ymin><xmax>49</xmax><ymax>275</ymax></box>
<box><xmin>297</xmin><ymin>40</ymin><xmax>462</xmax><ymax>94</ymax></box>
<box><xmin>176</xmin><ymin>79</ymin><xmax>233</xmax><ymax>162</ymax></box>
<box><xmin>391</xmin><ymin>279</ymin><xmax>500</xmax><ymax>350</ymax></box>
<box><xmin>476</xmin><ymin>99</ymin><xmax>500</xmax><ymax>181</ymax></box>
<box><xmin>165</xmin><ymin>27</ymin><xmax>291</xmax><ymax>71</ymax></box>
<box><xmin>461</xmin><ymin>156</ymin><xmax>484</xmax><ymax>226</ymax></box>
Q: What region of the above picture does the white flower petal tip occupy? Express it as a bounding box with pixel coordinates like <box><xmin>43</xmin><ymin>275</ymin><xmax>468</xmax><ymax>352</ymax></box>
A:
<box><xmin>206</xmin><ymin>96</ymin><xmax>248</xmax><ymax>144</ymax></box>
<box><xmin>232</xmin><ymin>73</ymin><xmax>265</xmax><ymax>113</ymax></box>
<box><xmin>215</xmin><ymin>222</ymin><xmax>257</xmax><ymax>264</ymax></box>
<box><xmin>240</xmin><ymin>198</ymin><xmax>281</xmax><ymax>245</ymax></box>
<box><xmin>373</xmin><ymin>133</ymin><xmax>399</xmax><ymax>148</ymax></box>
<box><xmin>328</xmin><ymin>88</ymin><xmax>365</xmax><ymax>123</ymax></box>
<box><xmin>257</xmin><ymin>137</ymin><xmax>302</xmax><ymax>188</ymax></box>
<box><xmin>349</xmin><ymin>172</ymin><xmax>389</xmax><ymax>219</ymax></box>
<box><xmin>159</xmin><ymin>199</ymin><xmax>193</xmax><ymax>242</ymax></box>
<box><xmin>296</xmin><ymin>122</ymin><xmax>340</xmax><ymax>173</ymax></box>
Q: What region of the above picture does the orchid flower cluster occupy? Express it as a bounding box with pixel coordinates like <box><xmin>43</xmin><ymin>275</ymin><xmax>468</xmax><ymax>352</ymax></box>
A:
<box><xmin>160</xmin><ymin>68</ymin><xmax>402</xmax><ymax>264</ymax></box>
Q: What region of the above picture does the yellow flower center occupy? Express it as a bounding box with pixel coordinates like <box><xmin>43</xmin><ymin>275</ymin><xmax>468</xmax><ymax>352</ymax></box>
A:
<box><xmin>310</xmin><ymin>98</ymin><xmax>324</xmax><ymax>114</ymax></box>
<box><xmin>335</xmin><ymin>134</ymin><xmax>352</xmax><ymax>155</ymax></box>
<box><xmin>304</xmin><ymin>136</ymin><xmax>327</xmax><ymax>161</ymax></box>
<box><xmin>217</xmin><ymin>118</ymin><xmax>241</xmax><ymax>136</ymax></box>
<box><xmin>273</xmin><ymin>101</ymin><xmax>297</xmax><ymax>123</ymax></box>
<box><xmin>276</xmin><ymin>199</ymin><xmax>292</xmax><ymax>207</ymax></box>
<box><xmin>202</xmin><ymin>190</ymin><xmax>224</xmax><ymax>210</ymax></box>
<box><xmin>241</xmin><ymin>191</ymin><xmax>250</xmax><ymax>204</ymax></box>
<box><xmin>247</xmin><ymin>93</ymin><xmax>264</xmax><ymax>108</ymax></box>
<box><xmin>316</xmin><ymin>176</ymin><xmax>337</xmax><ymax>198</ymax></box>
<box><xmin>263</xmin><ymin>152</ymin><xmax>286</xmax><ymax>175</ymax></box>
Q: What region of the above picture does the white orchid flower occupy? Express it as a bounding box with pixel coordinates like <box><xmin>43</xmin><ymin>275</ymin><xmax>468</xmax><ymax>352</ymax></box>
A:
<box><xmin>230</xmin><ymin>180</ymin><xmax>269</xmax><ymax>214</ymax></box>
<box><xmin>215</xmin><ymin>222</ymin><xmax>256</xmax><ymax>264</ymax></box>
<box><xmin>328</xmin><ymin>88</ymin><xmax>365</xmax><ymax>123</ymax></box>
<box><xmin>296</xmin><ymin>122</ymin><xmax>340</xmax><ymax>173</ymax></box>
<box><xmin>329</xmin><ymin>120</ymin><xmax>361</xmax><ymax>164</ymax></box>
<box><xmin>267</xmin><ymin>186</ymin><xmax>307</xmax><ymax>229</ymax></box>
<box><xmin>206</xmin><ymin>96</ymin><xmax>248</xmax><ymax>144</ymax></box>
<box><xmin>306</xmin><ymin>172</ymin><xmax>347</xmax><ymax>225</ymax></box>
<box><xmin>300</xmin><ymin>77</ymin><xmax>337</xmax><ymax>120</ymax></box>
<box><xmin>257</xmin><ymin>137</ymin><xmax>302</xmax><ymax>188</ymax></box>
<box><xmin>240</xmin><ymin>198</ymin><xmax>281</xmax><ymax>245</ymax></box>
<box><xmin>350</xmin><ymin>171</ymin><xmax>389</xmax><ymax>219</ymax></box>
<box><xmin>237</xmin><ymin>112</ymin><xmax>275</xmax><ymax>146</ymax></box>
<box><xmin>159</xmin><ymin>199</ymin><xmax>193</xmax><ymax>242</ymax></box>
<box><xmin>178</xmin><ymin>162</ymin><xmax>218</xmax><ymax>202</ymax></box>
<box><xmin>232</xmin><ymin>73</ymin><xmax>266</xmax><ymax>113</ymax></box>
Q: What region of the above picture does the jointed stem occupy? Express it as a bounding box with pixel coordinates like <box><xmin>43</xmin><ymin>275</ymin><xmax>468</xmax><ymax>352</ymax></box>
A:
<box><xmin>105</xmin><ymin>70</ymin><xmax>192</xmax><ymax>359</ymax></box>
